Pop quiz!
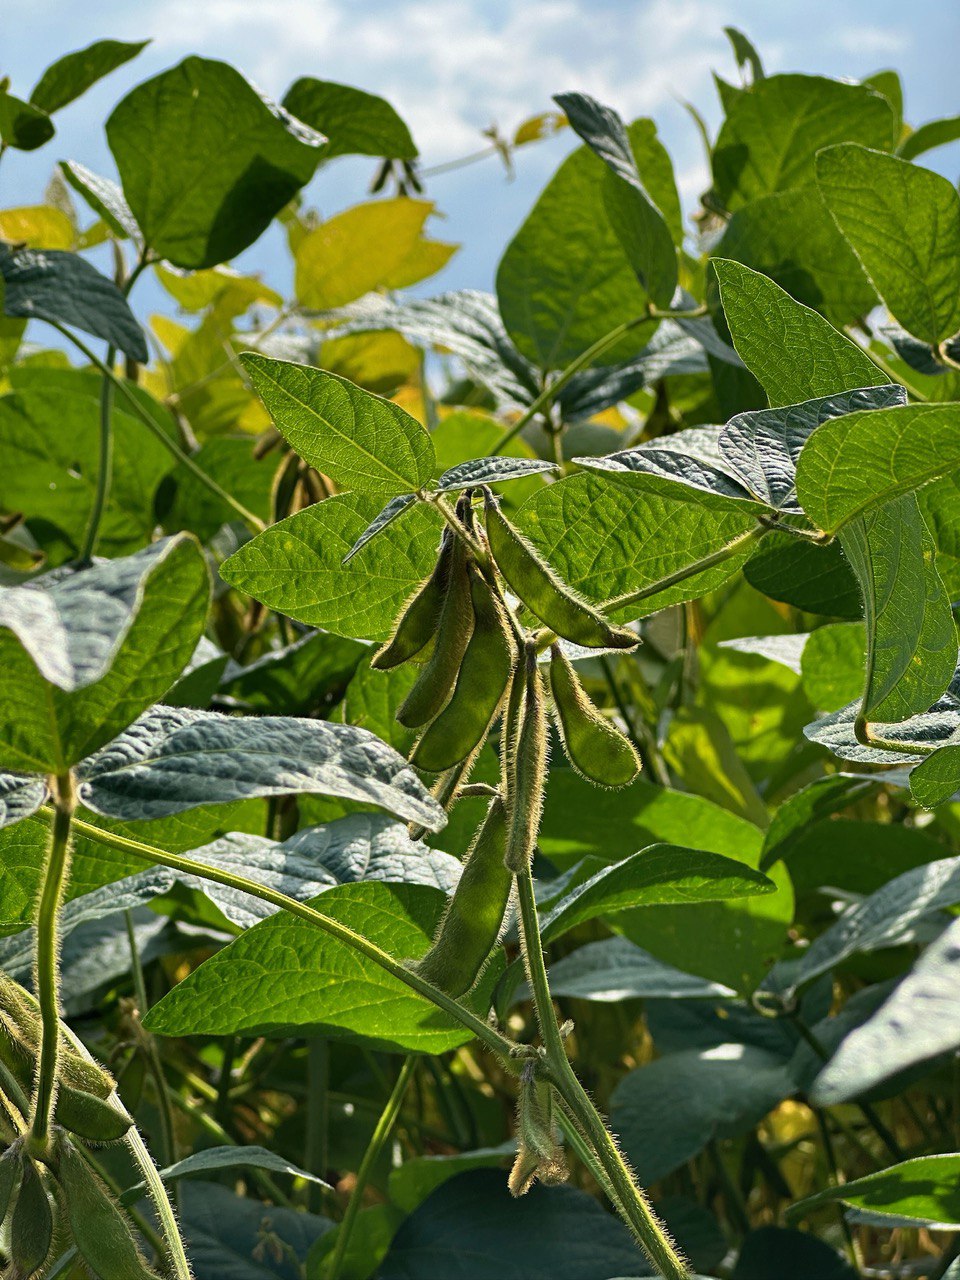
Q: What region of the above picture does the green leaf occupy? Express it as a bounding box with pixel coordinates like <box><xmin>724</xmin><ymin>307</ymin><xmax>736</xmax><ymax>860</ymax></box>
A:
<box><xmin>180</xmin><ymin>1182</ymin><xmax>331</xmax><ymax>1280</ymax></box>
<box><xmin>762</xmin><ymin>852</ymin><xmax>960</xmax><ymax>1000</ymax></box>
<box><xmin>529</xmin><ymin>936</ymin><xmax>735</xmax><ymax>1003</ymax></box>
<box><xmin>145</xmin><ymin>881</ymin><xmax>478</xmax><ymax>1052</ymax></box>
<box><xmin>148</xmin><ymin>1146</ymin><xmax>329</xmax><ymax>1193</ymax></box>
<box><xmin>59</xmin><ymin>160</ymin><xmax>139</xmax><ymax>240</ymax></box>
<box><xmin>760</xmin><ymin>773</ymin><xmax>879</xmax><ymax>870</ymax></box>
<box><xmin>0</xmin><ymin>90</ymin><xmax>54</xmax><ymax>151</ymax></box>
<box><xmin>805</xmin><ymin>695</ymin><xmax>960</xmax><ymax>765</ymax></box>
<box><xmin>817</xmin><ymin>144</ymin><xmax>960</xmax><ymax>345</ymax></box>
<box><xmin>539</xmin><ymin>844</ymin><xmax>774</xmax><ymax>943</ymax></box>
<box><xmin>714</xmin><ymin>189</ymin><xmax>878</xmax><ymax>329</ymax></box>
<box><xmin>495</xmin><ymin>137</ymin><xmax>653</xmax><ymax>371</ymax></box>
<box><xmin>517</xmin><ymin>471</ymin><xmax>760</xmax><ymax>622</ymax></box>
<box><xmin>556</xmin><ymin>92</ymin><xmax>678</xmax><ymax>307</ymax></box>
<box><xmin>839</xmin><ymin>496</ymin><xmax>957</xmax><ymax>723</ymax></box>
<box><xmin>812</xmin><ymin>917</ymin><xmax>960</xmax><ymax>1104</ymax></box>
<box><xmin>899</xmin><ymin>113</ymin><xmax>960</xmax><ymax>161</ymax></box>
<box><xmin>744</xmin><ymin>532</ymin><xmax>862</xmax><ymax>618</ymax></box>
<box><xmin>611</xmin><ymin>1044</ymin><xmax>796</xmax><ymax>1183</ymax></box>
<box><xmin>711</xmin><ymin>74</ymin><xmax>895</xmax><ymax>210</ymax></box>
<box><xmin>78</xmin><ymin>704</ymin><xmax>446</xmax><ymax>829</ymax></box>
<box><xmin>0</xmin><ymin>244</ymin><xmax>147</xmax><ymax>362</ymax></box>
<box><xmin>387</xmin><ymin>1145</ymin><xmax>516</xmax><ymax>1214</ymax></box>
<box><xmin>0</xmin><ymin>535</ymin><xmax>209</xmax><ymax>773</ymax></box>
<box><xmin>724</xmin><ymin>27</ymin><xmax>764</xmax><ymax>82</ymax></box>
<box><xmin>242</xmin><ymin>355</ymin><xmax>434</xmax><ymax>494</ymax></box>
<box><xmin>792</xmin><ymin>1153</ymin><xmax>960</xmax><ymax>1229</ymax></box>
<box><xmin>222</xmin><ymin>492</ymin><xmax>442</xmax><ymax>642</ymax></box>
<box><xmin>0</xmin><ymin>774</ymin><xmax>47</xmax><ymax>830</ymax></box>
<box><xmin>800</xmin><ymin>623</ymin><xmax>867</xmax><ymax>711</ymax></box>
<box><xmin>29</xmin><ymin>39</ymin><xmax>148</xmax><ymax>115</ymax></box>
<box><xmin>712</xmin><ymin>259</ymin><xmax>885</xmax><ymax>405</ymax></box>
<box><xmin>106</xmin><ymin>56</ymin><xmax>324</xmax><ymax>269</ymax></box>
<box><xmin>911</xmin><ymin>744</ymin><xmax>960</xmax><ymax>807</ymax></box>
<box><xmin>0</xmin><ymin>367</ymin><xmax>174</xmax><ymax>557</ymax></box>
<box><xmin>798</xmin><ymin>402</ymin><xmax>960</xmax><ymax>533</ymax></box>
<box><xmin>380</xmin><ymin>1170</ymin><xmax>645</xmax><ymax>1280</ymax></box>
<box><xmin>220</xmin><ymin>630</ymin><xmax>365</xmax><ymax>716</ymax></box>
<box><xmin>732</xmin><ymin>1228</ymin><xmax>856</xmax><ymax>1280</ymax></box>
<box><xmin>282</xmin><ymin>78</ymin><xmax>416</xmax><ymax>161</ymax></box>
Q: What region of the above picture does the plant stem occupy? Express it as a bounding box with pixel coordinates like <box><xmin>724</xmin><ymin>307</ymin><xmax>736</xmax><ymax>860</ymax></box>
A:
<box><xmin>601</xmin><ymin>523</ymin><xmax>768</xmax><ymax>617</ymax></box>
<box><xmin>124</xmin><ymin>1122</ymin><xmax>194</xmax><ymax>1280</ymax></box>
<box><xmin>513</xmin><ymin>866</ymin><xmax>689</xmax><ymax>1279</ymax></box>
<box><xmin>306</xmin><ymin>1037</ymin><xmax>330</xmax><ymax>1213</ymax></box>
<box><xmin>491</xmin><ymin>314</ymin><xmax>651</xmax><ymax>454</ymax></box>
<box><xmin>64</xmin><ymin>813</ymin><xmax>516</xmax><ymax>1063</ymax></box>
<box><xmin>124</xmin><ymin>908</ymin><xmax>179</xmax><ymax>1175</ymax></box>
<box><xmin>30</xmin><ymin>771</ymin><xmax>75</xmax><ymax>1150</ymax></box>
<box><xmin>327</xmin><ymin>1056</ymin><xmax>417</xmax><ymax>1280</ymax></box>
<box><xmin>48</xmin><ymin>322</ymin><xmax>265</xmax><ymax>533</ymax></box>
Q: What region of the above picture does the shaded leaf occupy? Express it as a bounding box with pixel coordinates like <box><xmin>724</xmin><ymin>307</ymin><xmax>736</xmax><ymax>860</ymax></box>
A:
<box><xmin>282</xmin><ymin>78</ymin><xmax>416</xmax><ymax>161</ymax></box>
<box><xmin>30</xmin><ymin>39</ymin><xmax>148</xmax><ymax>114</ymax></box>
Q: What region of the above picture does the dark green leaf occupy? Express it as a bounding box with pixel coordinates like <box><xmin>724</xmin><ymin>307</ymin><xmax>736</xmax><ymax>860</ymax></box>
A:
<box><xmin>0</xmin><ymin>244</ymin><xmax>147</xmax><ymax>362</ymax></box>
<box><xmin>78</xmin><ymin>704</ymin><xmax>445</xmax><ymax>829</ymax></box>
<box><xmin>282</xmin><ymin>78</ymin><xmax>416</xmax><ymax>161</ymax></box>
<box><xmin>0</xmin><ymin>535</ymin><xmax>209</xmax><ymax>772</ymax></box>
<box><xmin>181</xmin><ymin>1182</ymin><xmax>331</xmax><ymax>1280</ymax></box>
<box><xmin>732</xmin><ymin>1227</ymin><xmax>856</xmax><ymax>1280</ymax></box>
<box><xmin>556</xmin><ymin>91</ymin><xmax>677</xmax><ymax>306</ymax></box>
<box><xmin>29</xmin><ymin>39</ymin><xmax>148</xmax><ymax>115</ymax></box>
<box><xmin>817</xmin><ymin>143</ymin><xmax>960</xmax><ymax>344</ymax></box>
<box><xmin>380</xmin><ymin>1170</ymin><xmax>650</xmax><ymax>1280</ymax></box>
<box><xmin>106</xmin><ymin>56</ymin><xmax>324</xmax><ymax>269</ymax></box>
<box><xmin>526</xmin><ymin>936</ymin><xmax>735</xmax><ymax>1002</ymax></box>
<box><xmin>899</xmin><ymin>114</ymin><xmax>960</xmax><ymax>161</ymax></box>
<box><xmin>711</xmin><ymin>74</ymin><xmax>895</xmax><ymax>210</ymax></box>
<box><xmin>911</xmin><ymin>744</ymin><xmax>960</xmax><ymax>808</ymax></box>
<box><xmin>0</xmin><ymin>90</ymin><xmax>54</xmax><ymax>151</ymax></box>
<box><xmin>744</xmin><ymin>532</ymin><xmax>862</xmax><ymax>618</ymax></box>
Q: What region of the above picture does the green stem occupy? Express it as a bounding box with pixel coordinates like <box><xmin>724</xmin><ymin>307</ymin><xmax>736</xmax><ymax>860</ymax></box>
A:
<box><xmin>48</xmin><ymin>322</ymin><xmax>265</xmax><ymax>533</ymax></box>
<box><xmin>306</xmin><ymin>1038</ymin><xmax>330</xmax><ymax>1213</ymax></box>
<box><xmin>64</xmin><ymin>813</ymin><xmax>516</xmax><ymax>1063</ymax></box>
<box><xmin>124</xmin><ymin>908</ymin><xmax>179</xmax><ymax>1174</ymax></box>
<box><xmin>124</xmin><ymin>1122</ymin><xmax>194</xmax><ymax>1280</ymax></box>
<box><xmin>491</xmin><ymin>314</ymin><xmax>651</xmax><ymax>455</ymax></box>
<box><xmin>513</xmin><ymin>867</ymin><xmax>689</xmax><ymax>1279</ymax></box>
<box><xmin>30</xmin><ymin>772</ymin><xmax>75</xmax><ymax>1149</ymax></box>
<box><xmin>601</xmin><ymin>523</ymin><xmax>768</xmax><ymax>617</ymax></box>
<box><xmin>327</xmin><ymin>1056</ymin><xmax>417</xmax><ymax>1280</ymax></box>
<box><xmin>79</xmin><ymin>255</ymin><xmax>152</xmax><ymax>563</ymax></box>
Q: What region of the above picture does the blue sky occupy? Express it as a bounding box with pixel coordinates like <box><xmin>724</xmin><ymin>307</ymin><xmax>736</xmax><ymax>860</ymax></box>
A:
<box><xmin>3</xmin><ymin>0</ymin><xmax>959</xmax><ymax>320</ymax></box>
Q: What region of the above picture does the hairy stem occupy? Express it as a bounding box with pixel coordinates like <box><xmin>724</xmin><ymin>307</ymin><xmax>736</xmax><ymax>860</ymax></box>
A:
<box><xmin>327</xmin><ymin>1056</ymin><xmax>417</xmax><ymax>1280</ymax></box>
<box><xmin>30</xmin><ymin>771</ymin><xmax>75</xmax><ymax>1149</ymax></box>
<box><xmin>64</xmin><ymin>814</ymin><xmax>516</xmax><ymax>1062</ymax></box>
<box><xmin>513</xmin><ymin>867</ymin><xmax>689</xmax><ymax>1278</ymax></box>
<box><xmin>124</xmin><ymin>908</ymin><xmax>179</xmax><ymax>1175</ymax></box>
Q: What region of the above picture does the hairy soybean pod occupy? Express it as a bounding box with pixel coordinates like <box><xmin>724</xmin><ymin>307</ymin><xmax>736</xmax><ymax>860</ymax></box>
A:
<box><xmin>371</xmin><ymin>530</ymin><xmax>453</xmax><ymax>670</ymax></box>
<box><xmin>55</xmin><ymin>1086</ymin><xmax>134</xmax><ymax>1144</ymax></box>
<box><xmin>483</xmin><ymin>493</ymin><xmax>636</xmax><ymax>650</ymax></box>
<box><xmin>0</xmin><ymin>975</ymin><xmax>114</xmax><ymax>1099</ymax></box>
<box><xmin>504</xmin><ymin>646</ymin><xmax>549</xmax><ymax>875</ymax></box>
<box><xmin>411</xmin><ymin>566</ymin><xmax>517</xmax><ymax>772</ymax></box>
<box><xmin>549</xmin><ymin>645</ymin><xmax>641</xmax><ymax>788</ymax></box>
<box><xmin>55</xmin><ymin>1140</ymin><xmax>161</xmax><ymax>1280</ymax></box>
<box><xmin>396</xmin><ymin>530</ymin><xmax>475</xmax><ymax>729</ymax></box>
<box><xmin>508</xmin><ymin>1062</ymin><xmax>567</xmax><ymax>1197</ymax></box>
<box><xmin>0</xmin><ymin>1147</ymin><xmax>18</xmax><ymax>1225</ymax></box>
<box><xmin>11</xmin><ymin>1155</ymin><xmax>53</xmax><ymax>1280</ymax></box>
<box><xmin>412</xmin><ymin>796</ymin><xmax>513</xmax><ymax>997</ymax></box>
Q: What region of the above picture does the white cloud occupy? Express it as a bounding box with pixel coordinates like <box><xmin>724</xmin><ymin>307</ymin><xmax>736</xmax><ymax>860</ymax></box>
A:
<box><xmin>123</xmin><ymin>0</ymin><xmax>733</xmax><ymax>158</ymax></box>
<box><xmin>834</xmin><ymin>24</ymin><xmax>910</xmax><ymax>56</ymax></box>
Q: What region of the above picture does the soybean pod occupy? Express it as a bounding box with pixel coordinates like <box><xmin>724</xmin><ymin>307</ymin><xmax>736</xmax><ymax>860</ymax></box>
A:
<box><xmin>504</xmin><ymin>645</ymin><xmax>549</xmax><ymax>875</ymax></box>
<box><xmin>411</xmin><ymin>795</ymin><xmax>513</xmax><ymax>997</ymax></box>
<box><xmin>371</xmin><ymin>529</ymin><xmax>453</xmax><ymax>670</ymax></box>
<box><xmin>549</xmin><ymin>645</ymin><xmax>641</xmax><ymax>788</ymax></box>
<box><xmin>54</xmin><ymin>1138</ymin><xmax>161</xmax><ymax>1280</ymax></box>
<box><xmin>411</xmin><ymin>565</ymin><xmax>517</xmax><ymax>772</ymax></box>
<box><xmin>483</xmin><ymin>491</ymin><xmax>636</xmax><ymax>650</ymax></box>
<box><xmin>11</xmin><ymin>1154</ymin><xmax>53</xmax><ymax>1280</ymax></box>
<box><xmin>397</xmin><ymin>516</ymin><xmax>475</xmax><ymax>729</ymax></box>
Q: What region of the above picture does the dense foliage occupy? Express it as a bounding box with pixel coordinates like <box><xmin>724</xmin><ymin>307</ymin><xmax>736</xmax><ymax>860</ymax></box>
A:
<box><xmin>1</xmin><ymin>25</ymin><xmax>960</xmax><ymax>1280</ymax></box>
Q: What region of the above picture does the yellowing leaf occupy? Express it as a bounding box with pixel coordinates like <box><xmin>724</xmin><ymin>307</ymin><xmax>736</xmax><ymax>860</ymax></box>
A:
<box><xmin>0</xmin><ymin>205</ymin><xmax>75</xmax><ymax>249</ymax></box>
<box><xmin>296</xmin><ymin>198</ymin><xmax>435</xmax><ymax>309</ymax></box>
